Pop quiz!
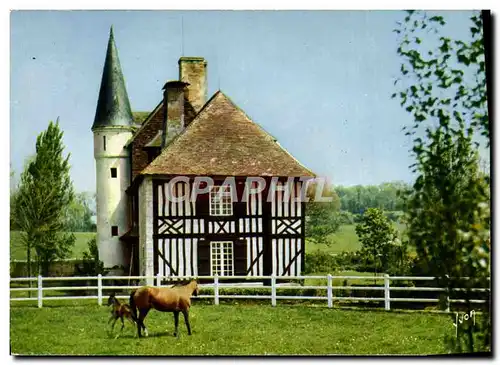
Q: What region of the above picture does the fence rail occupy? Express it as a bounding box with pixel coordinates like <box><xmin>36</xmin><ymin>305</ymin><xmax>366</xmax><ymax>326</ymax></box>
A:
<box><xmin>10</xmin><ymin>274</ymin><xmax>490</xmax><ymax>311</ymax></box>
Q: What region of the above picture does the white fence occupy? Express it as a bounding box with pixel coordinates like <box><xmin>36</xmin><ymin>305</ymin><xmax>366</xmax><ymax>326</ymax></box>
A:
<box><xmin>10</xmin><ymin>274</ymin><xmax>490</xmax><ymax>311</ymax></box>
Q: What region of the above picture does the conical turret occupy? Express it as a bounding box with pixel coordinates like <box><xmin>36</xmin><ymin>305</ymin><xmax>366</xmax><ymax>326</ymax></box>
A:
<box><xmin>92</xmin><ymin>26</ymin><xmax>133</xmax><ymax>130</ymax></box>
<box><xmin>92</xmin><ymin>26</ymin><xmax>134</xmax><ymax>273</ymax></box>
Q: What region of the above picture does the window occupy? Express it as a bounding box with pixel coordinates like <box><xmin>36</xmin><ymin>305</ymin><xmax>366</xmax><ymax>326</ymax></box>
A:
<box><xmin>111</xmin><ymin>226</ymin><xmax>118</xmax><ymax>236</ymax></box>
<box><xmin>110</xmin><ymin>167</ymin><xmax>117</xmax><ymax>178</ymax></box>
<box><xmin>103</xmin><ymin>136</ymin><xmax>106</xmax><ymax>151</ymax></box>
<box><xmin>209</xmin><ymin>185</ymin><xmax>233</xmax><ymax>216</ymax></box>
<box><xmin>210</xmin><ymin>241</ymin><xmax>234</xmax><ymax>276</ymax></box>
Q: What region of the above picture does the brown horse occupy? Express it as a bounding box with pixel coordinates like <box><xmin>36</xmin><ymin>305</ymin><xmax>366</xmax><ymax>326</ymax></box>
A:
<box><xmin>107</xmin><ymin>293</ymin><xmax>136</xmax><ymax>338</ymax></box>
<box><xmin>129</xmin><ymin>279</ymin><xmax>199</xmax><ymax>338</ymax></box>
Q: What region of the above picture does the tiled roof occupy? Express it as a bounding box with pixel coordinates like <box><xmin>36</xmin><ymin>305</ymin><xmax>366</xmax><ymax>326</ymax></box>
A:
<box><xmin>144</xmin><ymin>130</ymin><xmax>163</xmax><ymax>148</ymax></box>
<box><xmin>124</xmin><ymin>101</ymin><xmax>163</xmax><ymax>148</ymax></box>
<box><xmin>141</xmin><ymin>91</ymin><xmax>315</xmax><ymax>177</ymax></box>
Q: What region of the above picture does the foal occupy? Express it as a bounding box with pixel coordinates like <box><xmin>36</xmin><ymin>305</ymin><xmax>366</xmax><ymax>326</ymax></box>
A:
<box><xmin>107</xmin><ymin>293</ymin><xmax>136</xmax><ymax>337</ymax></box>
<box><xmin>129</xmin><ymin>280</ymin><xmax>199</xmax><ymax>338</ymax></box>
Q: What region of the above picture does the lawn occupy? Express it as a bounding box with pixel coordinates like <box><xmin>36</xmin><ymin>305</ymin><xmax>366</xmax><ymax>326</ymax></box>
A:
<box><xmin>10</xmin><ymin>303</ymin><xmax>454</xmax><ymax>355</ymax></box>
<box><xmin>10</xmin><ymin>231</ymin><xmax>95</xmax><ymax>260</ymax></box>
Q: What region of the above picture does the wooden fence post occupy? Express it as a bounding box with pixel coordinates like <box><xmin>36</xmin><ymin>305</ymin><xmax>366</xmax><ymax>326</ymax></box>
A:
<box><xmin>271</xmin><ymin>274</ymin><xmax>276</xmax><ymax>307</ymax></box>
<box><xmin>214</xmin><ymin>275</ymin><xmax>219</xmax><ymax>305</ymax></box>
<box><xmin>37</xmin><ymin>275</ymin><xmax>43</xmax><ymax>308</ymax></box>
<box><xmin>384</xmin><ymin>274</ymin><xmax>390</xmax><ymax>311</ymax></box>
<box><xmin>97</xmin><ymin>274</ymin><xmax>102</xmax><ymax>306</ymax></box>
<box><xmin>156</xmin><ymin>273</ymin><xmax>161</xmax><ymax>287</ymax></box>
<box><xmin>327</xmin><ymin>274</ymin><xmax>333</xmax><ymax>308</ymax></box>
<box><xmin>445</xmin><ymin>274</ymin><xmax>450</xmax><ymax>312</ymax></box>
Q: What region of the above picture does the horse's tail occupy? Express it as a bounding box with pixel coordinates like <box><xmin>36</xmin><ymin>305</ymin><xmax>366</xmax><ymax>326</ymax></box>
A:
<box><xmin>129</xmin><ymin>290</ymin><xmax>138</xmax><ymax>323</ymax></box>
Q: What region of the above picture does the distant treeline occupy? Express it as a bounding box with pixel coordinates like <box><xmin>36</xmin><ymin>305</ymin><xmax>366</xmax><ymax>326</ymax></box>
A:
<box><xmin>334</xmin><ymin>181</ymin><xmax>410</xmax><ymax>215</ymax></box>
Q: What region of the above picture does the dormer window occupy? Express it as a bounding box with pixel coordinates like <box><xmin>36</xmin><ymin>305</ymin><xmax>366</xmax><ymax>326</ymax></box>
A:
<box><xmin>209</xmin><ymin>185</ymin><xmax>233</xmax><ymax>216</ymax></box>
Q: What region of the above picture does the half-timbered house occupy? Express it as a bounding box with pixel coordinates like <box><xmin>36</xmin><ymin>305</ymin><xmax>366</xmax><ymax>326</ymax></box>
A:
<box><xmin>92</xmin><ymin>28</ymin><xmax>315</xmax><ymax>284</ymax></box>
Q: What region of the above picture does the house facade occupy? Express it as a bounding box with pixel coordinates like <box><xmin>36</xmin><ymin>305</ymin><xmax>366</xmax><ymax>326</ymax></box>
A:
<box><xmin>92</xmin><ymin>28</ymin><xmax>315</xmax><ymax>284</ymax></box>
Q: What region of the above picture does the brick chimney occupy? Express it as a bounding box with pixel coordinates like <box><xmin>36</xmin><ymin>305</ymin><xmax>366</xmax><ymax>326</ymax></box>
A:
<box><xmin>162</xmin><ymin>80</ymin><xmax>189</xmax><ymax>149</ymax></box>
<box><xmin>178</xmin><ymin>57</ymin><xmax>207</xmax><ymax>114</ymax></box>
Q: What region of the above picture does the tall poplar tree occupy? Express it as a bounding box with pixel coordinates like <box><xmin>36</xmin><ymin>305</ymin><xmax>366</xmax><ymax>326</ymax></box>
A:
<box><xmin>13</xmin><ymin>120</ymin><xmax>76</xmax><ymax>276</ymax></box>
<box><xmin>394</xmin><ymin>10</ymin><xmax>490</xmax><ymax>352</ymax></box>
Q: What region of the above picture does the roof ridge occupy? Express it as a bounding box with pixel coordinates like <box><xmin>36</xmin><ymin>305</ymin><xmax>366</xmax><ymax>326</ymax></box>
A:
<box><xmin>218</xmin><ymin>91</ymin><xmax>278</xmax><ymax>142</ymax></box>
<box><xmin>220</xmin><ymin>92</ymin><xmax>315</xmax><ymax>176</ymax></box>
<box><xmin>140</xmin><ymin>90</ymin><xmax>316</xmax><ymax>178</ymax></box>
<box><xmin>124</xmin><ymin>100</ymin><xmax>163</xmax><ymax>147</ymax></box>
<box><xmin>274</xmin><ymin>140</ymin><xmax>317</xmax><ymax>177</ymax></box>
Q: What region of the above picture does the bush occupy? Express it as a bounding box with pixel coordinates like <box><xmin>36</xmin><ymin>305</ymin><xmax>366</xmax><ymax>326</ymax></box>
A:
<box><xmin>353</xmin><ymin>213</ymin><xmax>363</xmax><ymax>223</ymax></box>
<box><xmin>304</xmin><ymin>250</ymin><xmax>336</xmax><ymax>274</ymax></box>
<box><xmin>338</xmin><ymin>211</ymin><xmax>356</xmax><ymax>225</ymax></box>
<box><xmin>384</xmin><ymin>210</ymin><xmax>404</xmax><ymax>223</ymax></box>
<box><xmin>304</xmin><ymin>250</ymin><xmax>364</xmax><ymax>274</ymax></box>
<box><xmin>75</xmin><ymin>236</ymin><xmax>106</xmax><ymax>276</ymax></box>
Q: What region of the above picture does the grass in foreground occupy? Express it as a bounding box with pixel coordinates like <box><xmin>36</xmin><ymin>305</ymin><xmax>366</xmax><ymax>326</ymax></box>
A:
<box><xmin>10</xmin><ymin>303</ymin><xmax>453</xmax><ymax>355</ymax></box>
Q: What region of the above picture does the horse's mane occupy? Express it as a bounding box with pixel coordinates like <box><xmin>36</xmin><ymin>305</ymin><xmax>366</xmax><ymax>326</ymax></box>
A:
<box><xmin>171</xmin><ymin>279</ymin><xmax>195</xmax><ymax>287</ymax></box>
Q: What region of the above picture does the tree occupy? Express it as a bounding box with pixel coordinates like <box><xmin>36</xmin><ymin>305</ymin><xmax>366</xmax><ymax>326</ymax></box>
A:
<box><xmin>10</xmin><ymin>167</ymin><xmax>18</xmax><ymax>230</ymax></box>
<box><xmin>64</xmin><ymin>192</ymin><xmax>96</xmax><ymax>232</ymax></box>
<box><xmin>355</xmin><ymin>208</ymin><xmax>398</xmax><ymax>275</ymax></box>
<box><xmin>12</xmin><ymin>120</ymin><xmax>76</xmax><ymax>276</ymax></box>
<box><xmin>80</xmin><ymin>236</ymin><xmax>105</xmax><ymax>276</ymax></box>
<box><xmin>394</xmin><ymin>10</ymin><xmax>490</xmax><ymax>352</ymax></box>
<box><xmin>305</xmin><ymin>181</ymin><xmax>341</xmax><ymax>244</ymax></box>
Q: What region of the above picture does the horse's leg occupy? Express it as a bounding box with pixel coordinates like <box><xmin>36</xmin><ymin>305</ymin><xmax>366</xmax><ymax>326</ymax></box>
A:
<box><xmin>182</xmin><ymin>310</ymin><xmax>192</xmax><ymax>336</ymax></box>
<box><xmin>115</xmin><ymin>317</ymin><xmax>124</xmax><ymax>339</ymax></box>
<box><xmin>107</xmin><ymin>315</ymin><xmax>115</xmax><ymax>335</ymax></box>
<box><xmin>138</xmin><ymin>308</ymin><xmax>150</xmax><ymax>337</ymax></box>
<box><xmin>127</xmin><ymin>314</ymin><xmax>135</xmax><ymax>326</ymax></box>
<box><xmin>136</xmin><ymin>311</ymin><xmax>143</xmax><ymax>338</ymax></box>
<box><xmin>173</xmin><ymin>311</ymin><xmax>180</xmax><ymax>337</ymax></box>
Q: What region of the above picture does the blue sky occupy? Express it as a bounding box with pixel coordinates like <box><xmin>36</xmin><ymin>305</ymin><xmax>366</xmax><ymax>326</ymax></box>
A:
<box><xmin>10</xmin><ymin>10</ymin><xmax>481</xmax><ymax>193</ymax></box>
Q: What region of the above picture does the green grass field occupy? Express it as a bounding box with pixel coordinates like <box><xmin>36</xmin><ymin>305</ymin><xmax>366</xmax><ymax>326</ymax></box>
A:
<box><xmin>10</xmin><ymin>231</ymin><xmax>96</xmax><ymax>261</ymax></box>
<box><xmin>10</xmin><ymin>303</ymin><xmax>453</xmax><ymax>355</ymax></box>
<box><xmin>303</xmin><ymin>270</ymin><xmax>386</xmax><ymax>286</ymax></box>
<box><xmin>306</xmin><ymin>222</ymin><xmax>407</xmax><ymax>254</ymax></box>
<box><xmin>10</xmin><ymin>223</ymin><xmax>405</xmax><ymax>260</ymax></box>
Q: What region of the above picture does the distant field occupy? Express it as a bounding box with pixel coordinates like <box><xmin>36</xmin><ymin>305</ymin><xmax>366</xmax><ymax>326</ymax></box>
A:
<box><xmin>306</xmin><ymin>223</ymin><xmax>407</xmax><ymax>254</ymax></box>
<box><xmin>304</xmin><ymin>270</ymin><xmax>386</xmax><ymax>286</ymax></box>
<box><xmin>10</xmin><ymin>223</ymin><xmax>406</xmax><ymax>260</ymax></box>
<box><xmin>10</xmin><ymin>231</ymin><xmax>95</xmax><ymax>261</ymax></box>
<box><xmin>10</xmin><ymin>303</ymin><xmax>453</xmax><ymax>355</ymax></box>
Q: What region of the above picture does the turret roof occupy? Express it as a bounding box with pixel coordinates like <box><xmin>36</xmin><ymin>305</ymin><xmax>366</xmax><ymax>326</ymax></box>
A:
<box><xmin>92</xmin><ymin>26</ymin><xmax>134</xmax><ymax>130</ymax></box>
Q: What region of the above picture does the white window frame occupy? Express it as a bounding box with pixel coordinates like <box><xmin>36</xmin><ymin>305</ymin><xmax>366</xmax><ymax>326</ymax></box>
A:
<box><xmin>210</xmin><ymin>241</ymin><xmax>234</xmax><ymax>277</ymax></box>
<box><xmin>209</xmin><ymin>185</ymin><xmax>233</xmax><ymax>216</ymax></box>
